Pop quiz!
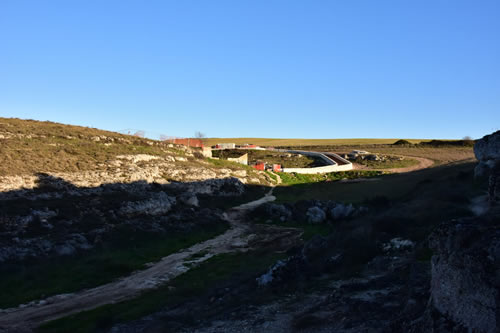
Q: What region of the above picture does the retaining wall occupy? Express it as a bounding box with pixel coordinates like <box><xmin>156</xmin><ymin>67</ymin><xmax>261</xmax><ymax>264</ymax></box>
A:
<box><xmin>278</xmin><ymin>150</ymin><xmax>353</xmax><ymax>174</ymax></box>
<box><xmin>228</xmin><ymin>153</ymin><xmax>248</xmax><ymax>165</ymax></box>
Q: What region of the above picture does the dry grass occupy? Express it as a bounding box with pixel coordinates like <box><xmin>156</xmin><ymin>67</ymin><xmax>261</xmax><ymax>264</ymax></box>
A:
<box><xmin>329</xmin><ymin>146</ymin><xmax>475</xmax><ymax>165</ymax></box>
<box><xmin>204</xmin><ymin>138</ymin><xmax>432</xmax><ymax>147</ymax></box>
<box><xmin>0</xmin><ymin>118</ymin><xmax>175</xmax><ymax>176</ymax></box>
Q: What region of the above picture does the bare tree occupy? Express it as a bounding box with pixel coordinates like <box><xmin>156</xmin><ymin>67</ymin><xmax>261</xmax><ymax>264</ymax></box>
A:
<box><xmin>133</xmin><ymin>130</ymin><xmax>145</xmax><ymax>138</ymax></box>
<box><xmin>194</xmin><ymin>131</ymin><xmax>206</xmax><ymax>139</ymax></box>
<box><xmin>463</xmin><ymin>135</ymin><xmax>473</xmax><ymax>141</ymax></box>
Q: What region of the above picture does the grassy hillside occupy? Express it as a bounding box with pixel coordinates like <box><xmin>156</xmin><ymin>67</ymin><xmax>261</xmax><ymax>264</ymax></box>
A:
<box><xmin>0</xmin><ymin>118</ymin><xmax>174</xmax><ymax>176</ymax></box>
<box><xmin>205</xmin><ymin>137</ymin><xmax>431</xmax><ymax>147</ymax></box>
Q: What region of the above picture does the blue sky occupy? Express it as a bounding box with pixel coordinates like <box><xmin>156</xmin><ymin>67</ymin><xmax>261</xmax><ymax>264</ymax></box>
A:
<box><xmin>1</xmin><ymin>0</ymin><xmax>499</xmax><ymax>139</ymax></box>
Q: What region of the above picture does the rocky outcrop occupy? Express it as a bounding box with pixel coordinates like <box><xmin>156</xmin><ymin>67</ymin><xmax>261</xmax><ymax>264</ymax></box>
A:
<box><xmin>252</xmin><ymin>200</ymin><xmax>365</xmax><ymax>225</ymax></box>
<box><xmin>119</xmin><ymin>192</ymin><xmax>176</xmax><ymax>217</ymax></box>
<box><xmin>0</xmin><ymin>153</ymin><xmax>268</xmax><ymax>194</ymax></box>
<box><xmin>0</xmin><ymin>177</ymin><xmax>231</xmax><ymax>263</ymax></box>
<box><xmin>306</xmin><ymin>206</ymin><xmax>326</xmax><ymax>224</ymax></box>
<box><xmin>427</xmin><ymin>216</ymin><xmax>500</xmax><ymax>333</ymax></box>
<box><xmin>421</xmin><ymin>131</ymin><xmax>500</xmax><ymax>332</ymax></box>
<box><xmin>474</xmin><ymin>130</ymin><xmax>500</xmax><ymax>203</ymax></box>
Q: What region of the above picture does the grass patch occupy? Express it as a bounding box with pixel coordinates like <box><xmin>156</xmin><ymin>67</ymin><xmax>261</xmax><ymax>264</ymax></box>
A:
<box><xmin>205</xmin><ymin>157</ymin><xmax>254</xmax><ymax>171</ymax></box>
<box><xmin>0</xmin><ymin>222</ymin><xmax>229</xmax><ymax>309</ymax></box>
<box><xmin>212</xmin><ymin>149</ymin><xmax>325</xmax><ymax>168</ymax></box>
<box><xmin>278</xmin><ymin>170</ymin><xmax>383</xmax><ymax>185</ymax></box>
<box><xmin>265</xmin><ymin>171</ymin><xmax>278</xmax><ymax>182</ymax></box>
<box><xmin>39</xmin><ymin>251</ymin><xmax>285</xmax><ymax>333</ymax></box>
<box><xmin>275</xmin><ymin>162</ymin><xmax>481</xmax><ymax>203</ymax></box>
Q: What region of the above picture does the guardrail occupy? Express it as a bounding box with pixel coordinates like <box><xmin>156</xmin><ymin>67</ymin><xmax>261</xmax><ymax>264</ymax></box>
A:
<box><xmin>275</xmin><ymin>149</ymin><xmax>353</xmax><ymax>174</ymax></box>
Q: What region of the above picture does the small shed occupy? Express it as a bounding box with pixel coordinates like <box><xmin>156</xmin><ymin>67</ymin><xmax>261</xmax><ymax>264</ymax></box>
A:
<box><xmin>253</xmin><ymin>162</ymin><xmax>265</xmax><ymax>171</ymax></box>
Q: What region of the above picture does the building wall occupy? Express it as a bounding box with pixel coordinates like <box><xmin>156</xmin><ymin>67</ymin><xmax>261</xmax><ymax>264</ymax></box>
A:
<box><xmin>202</xmin><ymin>147</ymin><xmax>212</xmax><ymax>158</ymax></box>
<box><xmin>168</xmin><ymin>138</ymin><xmax>204</xmax><ymax>148</ymax></box>
<box><xmin>216</xmin><ymin>143</ymin><xmax>236</xmax><ymax>149</ymax></box>
<box><xmin>228</xmin><ymin>153</ymin><xmax>248</xmax><ymax>165</ymax></box>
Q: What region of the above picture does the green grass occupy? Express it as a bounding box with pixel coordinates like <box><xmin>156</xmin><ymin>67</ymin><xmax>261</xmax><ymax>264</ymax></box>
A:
<box><xmin>275</xmin><ymin>162</ymin><xmax>482</xmax><ymax>204</ymax></box>
<box><xmin>278</xmin><ymin>170</ymin><xmax>384</xmax><ymax>185</ymax></box>
<box><xmin>212</xmin><ymin>149</ymin><xmax>324</xmax><ymax>168</ymax></box>
<box><xmin>205</xmin><ymin>157</ymin><xmax>255</xmax><ymax>171</ymax></box>
<box><xmin>265</xmin><ymin>171</ymin><xmax>278</xmax><ymax>182</ymax></box>
<box><xmin>0</xmin><ymin>223</ymin><xmax>229</xmax><ymax>309</ymax></box>
<box><xmin>39</xmin><ymin>251</ymin><xmax>285</xmax><ymax>333</ymax></box>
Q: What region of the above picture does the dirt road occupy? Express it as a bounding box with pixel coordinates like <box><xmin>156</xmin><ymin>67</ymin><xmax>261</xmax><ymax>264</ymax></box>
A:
<box><xmin>353</xmin><ymin>156</ymin><xmax>434</xmax><ymax>173</ymax></box>
<box><xmin>0</xmin><ymin>186</ymin><xmax>297</xmax><ymax>332</ymax></box>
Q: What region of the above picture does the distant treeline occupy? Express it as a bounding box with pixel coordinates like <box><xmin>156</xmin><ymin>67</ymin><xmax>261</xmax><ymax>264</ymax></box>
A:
<box><xmin>394</xmin><ymin>139</ymin><xmax>475</xmax><ymax>147</ymax></box>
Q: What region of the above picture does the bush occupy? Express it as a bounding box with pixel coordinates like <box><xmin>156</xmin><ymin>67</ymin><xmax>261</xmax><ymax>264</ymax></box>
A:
<box><xmin>393</xmin><ymin>139</ymin><xmax>413</xmax><ymax>145</ymax></box>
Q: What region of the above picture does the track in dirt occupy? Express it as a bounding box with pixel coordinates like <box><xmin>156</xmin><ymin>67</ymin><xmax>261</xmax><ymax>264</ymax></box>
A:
<box><xmin>0</xmin><ymin>185</ymin><xmax>298</xmax><ymax>332</ymax></box>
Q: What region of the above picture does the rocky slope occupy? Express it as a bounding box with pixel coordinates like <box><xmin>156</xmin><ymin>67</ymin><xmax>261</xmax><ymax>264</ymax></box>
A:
<box><xmin>108</xmin><ymin>132</ymin><xmax>498</xmax><ymax>333</ymax></box>
<box><xmin>419</xmin><ymin>130</ymin><xmax>500</xmax><ymax>332</ymax></box>
<box><xmin>0</xmin><ymin>118</ymin><xmax>273</xmax><ymax>263</ymax></box>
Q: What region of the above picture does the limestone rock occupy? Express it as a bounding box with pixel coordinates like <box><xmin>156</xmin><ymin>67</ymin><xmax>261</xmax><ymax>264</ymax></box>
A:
<box><xmin>428</xmin><ymin>217</ymin><xmax>500</xmax><ymax>332</ymax></box>
<box><xmin>474</xmin><ymin>131</ymin><xmax>500</xmax><ymax>203</ymax></box>
<box><xmin>306</xmin><ymin>206</ymin><xmax>326</xmax><ymax>224</ymax></box>
<box><xmin>120</xmin><ymin>192</ymin><xmax>176</xmax><ymax>217</ymax></box>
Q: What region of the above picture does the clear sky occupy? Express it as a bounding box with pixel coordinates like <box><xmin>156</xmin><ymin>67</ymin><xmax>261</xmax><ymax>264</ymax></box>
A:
<box><xmin>1</xmin><ymin>0</ymin><xmax>499</xmax><ymax>139</ymax></box>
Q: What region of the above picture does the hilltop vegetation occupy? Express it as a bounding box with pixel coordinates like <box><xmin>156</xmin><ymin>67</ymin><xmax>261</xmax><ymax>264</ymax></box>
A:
<box><xmin>0</xmin><ymin>118</ymin><xmax>180</xmax><ymax>176</ymax></box>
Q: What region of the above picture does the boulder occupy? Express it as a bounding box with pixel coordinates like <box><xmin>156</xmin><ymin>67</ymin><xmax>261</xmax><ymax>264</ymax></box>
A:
<box><xmin>306</xmin><ymin>206</ymin><xmax>326</xmax><ymax>224</ymax></box>
<box><xmin>120</xmin><ymin>192</ymin><xmax>176</xmax><ymax>216</ymax></box>
<box><xmin>263</xmin><ymin>203</ymin><xmax>292</xmax><ymax>222</ymax></box>
<box><xmin>330</xmin><ymin>203</ymin><xmax>355</xmax><ymax>220</ymax></box>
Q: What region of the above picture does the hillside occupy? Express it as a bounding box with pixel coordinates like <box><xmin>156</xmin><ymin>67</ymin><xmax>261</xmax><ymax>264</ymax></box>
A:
<box><xmin>0</xmin><ymin>118</ymin><xmax>272</xmax><ymax>190</ymax></box>
<box><xmin>0</xmin><ymin>118</ymin><xmax>496</xmax><ymax>333</ymax></box>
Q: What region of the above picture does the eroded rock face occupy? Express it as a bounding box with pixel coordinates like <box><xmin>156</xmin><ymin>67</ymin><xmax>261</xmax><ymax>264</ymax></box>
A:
<box><xmin>428</xmin><ymin>215</ymin><xmax>500</xmax><ymax>332</ymax></box>
<box><xmin>475</xmin><ymin>130</ymin><xmax>500</xmax><ymax>203</ymax></box>
<box><xmin>474</xmin><ymin>130</ymin><xmax>500</xmax><ymax>162</ymax></box>
<box><xmin>119</xmin><ymin>192</ymin><xmax>176</xmax><ymax>217</ymax></box>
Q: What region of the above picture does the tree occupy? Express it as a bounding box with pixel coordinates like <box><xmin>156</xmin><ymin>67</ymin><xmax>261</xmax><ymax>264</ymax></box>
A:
<box><xmin>194</xmin><ymin>131</ymin><xmax>206</xmax><ymax>139</ymax></box>
<box><xmin>463</xmin><ymin>136</ymin><xmax>473</xmax><ymax>141</ymax></box>
<box><xmin>133</xmin><ymin>130</ymin><xmax>145</xmax><ymax>138</ymax></box>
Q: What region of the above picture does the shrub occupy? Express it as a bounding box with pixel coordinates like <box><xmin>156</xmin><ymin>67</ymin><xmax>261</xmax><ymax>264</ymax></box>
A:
<box><xmin>393</xmin><ymin>139</ymin><xmax>413</xmax><ymax>145</ymax></box>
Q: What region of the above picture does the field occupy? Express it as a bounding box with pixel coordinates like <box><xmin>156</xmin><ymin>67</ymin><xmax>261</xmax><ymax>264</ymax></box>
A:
<box><xmin>205</xmin><ymin>138</ymin><xmax>431</xmax><ymax>147</ymax></box>
<box><xmin>322</xmin><ymin>146</ymin><xmax>475</xmax><ymax>165</ymax></box>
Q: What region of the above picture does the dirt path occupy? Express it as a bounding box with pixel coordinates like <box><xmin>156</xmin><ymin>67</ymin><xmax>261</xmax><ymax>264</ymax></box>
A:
<box><xmin>0</xmin><ymin>187</ymin><xmax>292</xmax><ymax>332</ymax></box>
<box><xmin>353</xmin><ymin>156</ymin><xmax>434</xmax><ymax>173</ymax></box>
